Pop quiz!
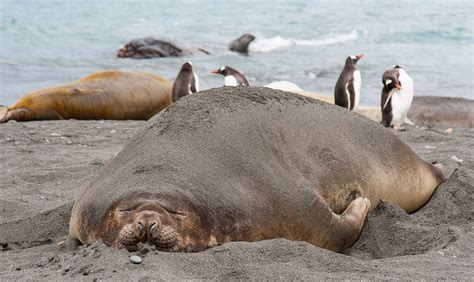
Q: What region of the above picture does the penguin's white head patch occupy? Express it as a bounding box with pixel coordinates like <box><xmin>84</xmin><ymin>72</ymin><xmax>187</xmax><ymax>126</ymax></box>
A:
<box><xmin>350</xmin><ymin>55</ymin><xmax>357</xmax><ymax>60</ymax></box>
<box><xmin>220</xmin><ymin>66</ymin><xmax>226</xmax><ymax>72</ymax></box>
<box><xmin>384</xmin><ymin>79</ymin><xmax>392</xmax><ymax>86</ymax></box>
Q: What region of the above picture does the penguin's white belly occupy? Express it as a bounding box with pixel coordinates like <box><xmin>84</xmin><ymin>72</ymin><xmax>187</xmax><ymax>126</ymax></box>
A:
<box><xmin>391</xmin><ymin>89</ymin><xmax>413</xmax><ymax>125</ymax></box>
<box><xmin>224</xmin><ymin>76</ymin><xmax>238</xmax><ymax>86</ymax></box>
<box><xmin>391</xmin><ymin>70</ymin><xmax>414</xmax><ymax>126</ymax></box>
<box><xmin>193</xmin><ymin>72</ymin><xmax>200</xmax><ymax>92</ymax></box>
<box><xmin>353</xmin><ymin>70</ymin><xmax>361</xmax><ymax>109</ymax></box>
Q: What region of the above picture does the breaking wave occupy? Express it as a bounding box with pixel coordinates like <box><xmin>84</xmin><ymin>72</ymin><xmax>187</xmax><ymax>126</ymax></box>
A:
<box><xmin>249</xmin><ymin>30</ymin><xmax>359</xmax><ymax>53</ymax></box>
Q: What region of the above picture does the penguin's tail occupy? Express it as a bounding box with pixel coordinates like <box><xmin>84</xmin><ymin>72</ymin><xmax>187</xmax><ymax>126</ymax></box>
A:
<box><xmin>0</xmin><ymin>105</ymin><xmax>9</xmax><ymax>123</ymax></box>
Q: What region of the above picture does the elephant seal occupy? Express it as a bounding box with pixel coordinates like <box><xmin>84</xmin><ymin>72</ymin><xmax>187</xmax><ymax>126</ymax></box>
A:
<box><xmin>408</xmin><ymin>96</ymin><xmax>474</xmax><ymax>128</ymax></box>
<box><xmin>0</xmin><ymin>70</ymin><xmax>172</xmax><ymax>122</ymax></box>
<box><xmin>264</xmin><ymin>81</ymin><xmax>334</xmax><ymax>104</ymax></box>
<box><xmin>117</xmin><ymin>37</ymin><xmax>210</xmax><ymax>59</ymax></box>
<box><xmin>69</xmin><ymin>87</ymin><xmax>446</xmax><ymax>253</ymax></box>
<box><xmin>228</xmin><ymin>33</ymin><xmax>255</xmax><ymax>54</ymax></box>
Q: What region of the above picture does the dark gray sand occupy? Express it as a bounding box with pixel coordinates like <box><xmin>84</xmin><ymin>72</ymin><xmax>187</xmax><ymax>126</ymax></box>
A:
<box><xmin>0</xmin><ymin>92</ymin><xmax>473</xmax><ymax>279</ymax></box>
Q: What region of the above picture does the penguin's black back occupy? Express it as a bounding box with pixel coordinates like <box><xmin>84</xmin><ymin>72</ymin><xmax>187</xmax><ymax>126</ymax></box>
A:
<box><xmin>223</xmin><ymin>66</ymin><xmax>250</xmax><ymax>86</ymax></box>
<box><xmin>334</xmin><ymin>66</ymin><xmax>355</xmax><ymax>109</ymax></box>
<box><xmin>380</xmin><ymin>87</ymin><xmax>393</xmax><ymax>127</ymax></box>
<box><xmin>172</xmin><ymin>65</ymin><xmax>194</xmax><ymax>102</ymax></box>
<box><xmin>234</xmin><ymin>72</ymin><xmax>249</xmax><ymax>86</ymax></box>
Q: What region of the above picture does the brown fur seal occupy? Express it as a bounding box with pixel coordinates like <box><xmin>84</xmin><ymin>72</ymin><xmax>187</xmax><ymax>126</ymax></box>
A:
<box><xmin>0</xmin><ymin>70</ymin><xmax>172</xmax><ymax>122</ymax></box>
<box><xmin>228</xmin><ymin>33</ymin><xmax>255</xmax><ymax>54</ymax></box>
<box><xmin>69</xmin><ymin>87</ymin><xmax>446</xmax><ymax>253</ymax></box>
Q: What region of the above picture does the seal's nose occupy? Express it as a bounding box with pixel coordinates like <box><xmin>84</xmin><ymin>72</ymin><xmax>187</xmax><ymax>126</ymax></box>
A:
<box><xmin>136</xmin><ymin>220</ymin><xmax>145</xmax><ymax>237</ymax></box>
<box><xmin>133</xmin><ymin>211</ymin><xmax>162</xmax><ymax>240</ymax></box>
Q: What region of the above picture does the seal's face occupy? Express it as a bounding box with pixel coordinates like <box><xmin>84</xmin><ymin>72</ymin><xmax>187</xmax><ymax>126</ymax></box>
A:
<box><xmin>108</xmin><ymin>201</ymin><xmax>182</xmax><ymax>251</ymax></box>
<box><xmin>242</xmin><ymin>33</ymin><xmax>255</xmax><ymax>43</ymax></box>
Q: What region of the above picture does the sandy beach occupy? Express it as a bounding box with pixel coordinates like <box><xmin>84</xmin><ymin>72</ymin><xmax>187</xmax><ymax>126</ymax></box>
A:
<box><xmin>0</xmin><ymin>101</ymin><xmax>472</xmax><ymax>279</ymax></box>
<box><xmin>1</xmin><ymin>0</ymin><xmax>472</xmax><ymax>279</ymax></box>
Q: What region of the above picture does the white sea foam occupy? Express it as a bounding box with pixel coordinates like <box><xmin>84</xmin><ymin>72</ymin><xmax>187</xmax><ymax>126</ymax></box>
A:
<box><xmin>249</xmin><ymin>30</ymin><xmax>359</xmax><ymax>53</ymax></box>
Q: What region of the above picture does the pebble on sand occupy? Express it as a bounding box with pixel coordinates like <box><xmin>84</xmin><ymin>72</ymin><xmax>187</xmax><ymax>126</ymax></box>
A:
<box><xmin>450</xmin><ymin>155</ymin><xmax>463</xmax><ymax>163</ymax></box>
<box><xmin>130</xmin><ymin>255</ymin><xmax>142</xmax><ymax>264</ymax></box>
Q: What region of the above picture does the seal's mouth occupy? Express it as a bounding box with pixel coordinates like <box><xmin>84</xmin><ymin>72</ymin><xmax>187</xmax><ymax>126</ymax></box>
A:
<box><xmin>113</xmin><ymin>210</ymin><xmax>179</xmax><ymax>251</ymax></box>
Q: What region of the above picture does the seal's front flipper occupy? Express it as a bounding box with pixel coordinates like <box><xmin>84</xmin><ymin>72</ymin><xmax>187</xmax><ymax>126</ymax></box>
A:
<box><xmin>0</xmin><ymin>106</ymin><xmax>8</xmax><ymax>123</ymax></box>
<box><xmin>336</xmin><ymin>197</ymin><xmax>371</xmax><ymax>251</ymax></box>
<box><xmin>0</xmin><ymin>108</ymin><xmax>62</xmax><ymax>122</ymax></box>
<box><xmin>59</xmin><ymin>237</ymin><xmax>81</xmax><ymax>253</ymax></box>
<box><xmin>0</xmin><ymin>108</ymin><xmax>32</xmax><ymax>122</ymax></box>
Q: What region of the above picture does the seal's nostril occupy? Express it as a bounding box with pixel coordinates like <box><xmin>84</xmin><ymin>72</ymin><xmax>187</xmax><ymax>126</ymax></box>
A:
<box><xmin>149</xmin><ymin>222</ymin><xmax>157</xmax><ymax>233</ymax></box>
<box><xmin>137</xmin><ymin>221</ymin><xmax>145</xmax><ymax>236</ymax></box>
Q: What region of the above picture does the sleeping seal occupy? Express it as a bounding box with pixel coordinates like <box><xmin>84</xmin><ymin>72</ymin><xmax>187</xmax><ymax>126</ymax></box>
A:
<box><xmin>69</xmin><ymin>87</ymin><xmax>445</xmax><ymax>253</ymax></box>
<box><xmin>408</xmin><ymin>96</ymin><xmax>474</xmax><ymax>128</ymax></box>
<box><xmin>117</xmin><ymin>37</ymin><xmax>211</xmax><ymax>59</ymax></box>
<box><xmin>0</xmin><ymin>70</ymin><xmax>172</xmax><ymax>122</ymax></box>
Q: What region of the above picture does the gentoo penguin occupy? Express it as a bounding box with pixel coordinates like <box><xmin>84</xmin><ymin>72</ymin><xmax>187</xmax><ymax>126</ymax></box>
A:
<box><xmin>172</xmin><ymin>61</ymin><xmax>199</xmax><ymax>102</ymax></box>
<box><xmin>380</xmin><ymin>65</ymin><xmax>414</xmax><ymax>130</ymax></box>
<box><xmin>212</xmin><ymin>66</ymin><xmax>250</xmax><ymax>86</ymax></box>
<box><xmin>334</xmin><ymin>54</ymin><xmax>363</xmax><ymax>110</ymax></box>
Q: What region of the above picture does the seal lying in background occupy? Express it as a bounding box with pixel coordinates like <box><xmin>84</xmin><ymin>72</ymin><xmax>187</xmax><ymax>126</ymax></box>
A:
<box><xmin>117</xmin><ymin>37</ymin><xmax>210</xmax><ymax>59</ymax></box>
<box><xmin>69</xmin><ymin>87</ymin><xmax>446</xmax><ymax>253</ymax></box>
<box><xmin>264</xmin><ymin>81</ymin><xmax>334</xmax><ymax>103</ymax></box>
<box><xmin>265</xmin><ymin>82</ymin><xmax>473</xmax><ymax>128</ymax></box>
<box><xmin>0</xmin><ymin>71</ymin><xmax>172</xmax><ymax>122</ymax></box>
<box><xmin>408</xmin><ymin>96</ymin><xmax>474</xmax><ymax>128</ymax></box>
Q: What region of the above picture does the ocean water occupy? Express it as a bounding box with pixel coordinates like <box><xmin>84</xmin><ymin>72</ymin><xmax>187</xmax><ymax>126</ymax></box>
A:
<box><xmin>0</xmin><ymin>0</ymin><xmax>473</xmax><ymax>106</ymax></box>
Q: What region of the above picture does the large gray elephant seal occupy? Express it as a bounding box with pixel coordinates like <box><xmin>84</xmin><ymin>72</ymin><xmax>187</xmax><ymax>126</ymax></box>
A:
<box><xmin>228</xmin><ymin>33</ymin><xmax>255</xmax><ymax>54</ymax></box>
<box><xmin>69</xmin><ymin>87</ymin><xmax>446</xmax><ymax>253</ymax></box>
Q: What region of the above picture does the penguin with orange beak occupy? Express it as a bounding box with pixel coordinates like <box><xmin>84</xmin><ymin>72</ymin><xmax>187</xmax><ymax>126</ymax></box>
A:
<box><xmin>212</xmin><ymin>66</ymin><xmax>249</xmax><ymax>86</ymax></box>
<box><xmin>334</xmin><ymin>54</ymin><xmax>363</xmax><ymax>110</ymax></box>
<box><xmin>380</xmin><ymin>65</ymin><xmax>414</xmax><ymax>130</ymax></box>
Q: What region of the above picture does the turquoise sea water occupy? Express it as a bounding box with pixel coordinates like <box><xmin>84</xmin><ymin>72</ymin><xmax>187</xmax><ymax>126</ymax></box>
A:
<box><xmin>0</xmin><ymin>0</ymin><xmax>473</xmax><ymax>105</ymax></box>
